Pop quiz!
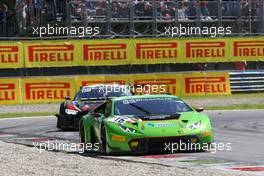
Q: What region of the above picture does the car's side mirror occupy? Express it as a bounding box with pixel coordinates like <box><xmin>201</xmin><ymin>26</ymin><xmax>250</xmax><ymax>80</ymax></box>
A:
<box><xmin>92</xmin><ymin>113</ymin><xmax>104</xmax><ymax>118</ymax></box>
<box><xmin>72</xmin><ymin>100</ymin><xmax>79</xmax><ymax>107</ymax></box>
<box><xmin>195</xmin><ymin>107</ymin><xmax>204</xmax><ymax>112</ymax></box>
<box><xmin>65</xmin><ymin>96</ymin><xmax>71</xmax><ymax>101</ymax></box>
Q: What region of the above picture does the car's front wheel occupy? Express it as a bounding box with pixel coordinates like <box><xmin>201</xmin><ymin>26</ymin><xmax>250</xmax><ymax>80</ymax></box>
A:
<box><xmin>57</xmin><ymin>103</ymin><xmax>66</xmax><ymax>130</ymax></box>
<box><xmin>59</xmin><ymin>102</ymin><xmax>66</xmax><ymax>115</ymax></box>
<box><xmin>56</xmin><ymin>116</ymin><xmax>61</xmax><ymax>129</ymax></box>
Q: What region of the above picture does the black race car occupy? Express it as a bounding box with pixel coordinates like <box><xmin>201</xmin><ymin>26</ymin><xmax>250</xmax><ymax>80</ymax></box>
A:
<box><xmin>56</xmin><ymin>84</ymin><xmax>132</xmax><ymax>130</ymax></box>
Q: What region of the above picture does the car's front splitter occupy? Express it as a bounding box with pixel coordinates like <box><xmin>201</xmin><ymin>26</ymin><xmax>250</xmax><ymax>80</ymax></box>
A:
<box><xmin>106</xmin><ymin>131</ymin><xmax>213</xmax><ymax>154</ymax></box>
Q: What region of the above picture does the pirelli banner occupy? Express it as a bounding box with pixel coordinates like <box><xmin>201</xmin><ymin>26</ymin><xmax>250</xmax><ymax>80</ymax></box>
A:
<box><xmin>0</xmin><ymin>72</ymin><xmax>230</xmax><ymax>104</ymax></box>
<box><xmin>0</xmin><ymin>42</ymin><xmax>24</xmax><ymax>68</ymax></box>
<box><xmin>23</xmin><ymin>40</ymin><xmax>81</xmax><ymax>68</ymax></box>
<box><xmin>134</xmin><ymin>37</ymin><xmax>264</xmax><ymax>64</ymax></box>
<box><xmin>0</xmin><ymin>37</ymin><xmax>263</xmax><ymax>69</ymax></box>
<box><xmin>21</xmin><ymin>77</ymin><xmax>76</xmax><ymax>104</ymax></box>
<box><xmin>0</xmin><ymin>78</ymin><xmax>21</xmax><ymax>105</ymax></box>
<box><xmin>74</xmin><ymin>71</ymin><xmax>231</xmax><ymax>98</ymax></box>
<box><xmin>182</xmin><ymin>72</ymin><xmax>230</xmax><ymax>96</ymax></box>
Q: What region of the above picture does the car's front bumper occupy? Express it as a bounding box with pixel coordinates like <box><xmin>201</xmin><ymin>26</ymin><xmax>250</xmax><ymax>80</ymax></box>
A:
<box><xmin>106</xmin><ymin>131</ymin><xmax>213</xmax><ymax>154</ymax></box>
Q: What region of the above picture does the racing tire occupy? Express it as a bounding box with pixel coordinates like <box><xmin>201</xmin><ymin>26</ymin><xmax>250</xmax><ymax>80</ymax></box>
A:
<box><xmin>56</xmin><ymin>115</ymin><xmax>69</xmax><ymax>131</ymax></box>
<box><xmin>80</xmin><ymin>125</ymin><xmax>96</xmax><ymax>153</ymax></box>
<box><xmin>101</xmin><ymin>126</ymin><xmax>107</xmax><ymax>154</ymax></box>
<box><xmin>57</xmin><ymin>103</ymin><xmax>69</xmax><ymax>130</ymax></box>
<box><xmin>59</xmin><ymin>102</ymin><xmax>66</xmax><ymax>115</ymax></box>
<box><xmin>56</xmin><ymin>116</ymin><xmax>61</xmax><ymax>129</ymax></box>
<box><xmin>80</xmin><ymin>125</ymin><xmax>88</xmax><ymax>153</ymax></box>
<box><xmin>80</xmin><ymin>125</ymin><xmax>85</xmax><ymax>143</ymax></box>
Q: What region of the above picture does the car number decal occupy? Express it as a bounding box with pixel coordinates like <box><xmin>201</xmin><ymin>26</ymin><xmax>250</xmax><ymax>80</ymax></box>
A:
<box><xmin>108</xmin><ymin>116</ymin><xmax>130</xmax><ymax>124</ymax></box>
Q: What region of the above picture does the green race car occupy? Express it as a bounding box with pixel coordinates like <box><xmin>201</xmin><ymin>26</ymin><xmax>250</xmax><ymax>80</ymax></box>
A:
<box><xmin>79</xmin><ymin>94</ymin><xmax>213</xmax><ymax>154</ymax></box>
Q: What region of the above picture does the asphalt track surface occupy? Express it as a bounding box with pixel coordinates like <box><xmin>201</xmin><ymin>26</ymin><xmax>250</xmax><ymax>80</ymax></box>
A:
<box><xmin>0</xmin><ymin>110</ymin><xmax>263</xmax><ymax>165</ymax></box>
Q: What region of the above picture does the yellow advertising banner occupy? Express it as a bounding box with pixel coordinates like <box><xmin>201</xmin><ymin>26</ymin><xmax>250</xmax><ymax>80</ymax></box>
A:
<box><xmin>182</xmin><ymin>72</ymin><xmax>231</xmax><ymax>96</ymax></box>
<box><xmin>131</xmin><ymin>38</ymin><xmax>181</xmax><ymax>65</ymax></box>
<box><xmin>0</xmin><ymin>42</ymin><xmax>24</xmax><ymax>68</ymax></box>
<box><xmin>231</xmin><ymin>37</ymin><xmax>264</xmax><ymax>61</ymax></box>
<box><xmin>129</xmin><ymin>73</ymin><xmax>182</xmax><ymax>95</ymax></box>
<box><xmin>0</xmin><ymin>78</ymin><xmax>21</xmax><ymax>105</ymax></box>
<box><xmin>21</xmin><ymin>77</ymin><xmax>76</xmax><ymax>104</ymax></box>
<box><xmin>182</xmin><ymin>38</ymin><xmax>230</xmax><ymax>63</ymax></box>
<box><xmin>80</xmin><ymin>39</ymin><xmax>131</xmax><ymax>66</ymax></box>
<box><xmin>1</xmin><ymin>37</ymin><xmax>264</xmax><ymax>68</ymax></box>
<box><xmin>76</xmin><ymin>75</ymin><xmax>130</xmax><ymax>89</ymax></box>
<box><xmin>24</xmin><ymin>40</ymin><xmax>80</xmax><ymax>68</ymax></box>
<box><xmin>0</xmin><ymin>71</ymin><xmax>231</xmax><ymax>105</ymax></box>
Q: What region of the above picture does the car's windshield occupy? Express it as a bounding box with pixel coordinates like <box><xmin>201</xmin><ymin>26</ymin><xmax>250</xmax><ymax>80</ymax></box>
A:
<box><xmin>80</xmin><ymin>86</ymin><xmax>131</xmax><ymax>99</ymax></box>
<box><xmin>114</xmin><ymin>97</ymin><xmax>193</xmax><ymax>116</ymax></box>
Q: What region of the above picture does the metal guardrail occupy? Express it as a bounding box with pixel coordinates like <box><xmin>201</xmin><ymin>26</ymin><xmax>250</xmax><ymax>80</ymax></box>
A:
<box><xmin>230</xmin><ymin>72</ymin><xmax>264</xmax><ymax>93</ymax></box>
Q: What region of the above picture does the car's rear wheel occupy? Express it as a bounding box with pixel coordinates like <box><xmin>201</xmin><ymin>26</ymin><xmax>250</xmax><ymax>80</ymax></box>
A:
<box><xmin>79</xmin><ymin>125</ymin><xmax>85</xmax><ymax>143</ymax></box>
<box><xmin>101</xmin><ymin>126</ymin><xmax>107</xmax><ymax>154</ymax></box>
<box><xmin>80</xmin><ymin>125</ymin><xmax>87</xmax><ymax>153</ymax></box>
<box><xmin>80</xmin><ymin>125</ymin><xmax>96</xmax><ymax>153</ymax></box>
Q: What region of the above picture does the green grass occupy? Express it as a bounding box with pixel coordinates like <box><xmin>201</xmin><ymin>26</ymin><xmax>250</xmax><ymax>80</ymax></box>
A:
<box><xmin>0</xmin><ymin>112</ymin><xmax>57</xmax><ymax>119</ymax></box>
<box><xmin>0</xmin><ymin>93</ymin><xmax>264</xmax><ymax>119</ymax></box>
<box><xmin>205</xmin><ymin>104</ymin><xmax>264</xmax><ymax>110</ymax></box>
<box><xmin>182</xmin><ymin>92</ymin><xmax>264</xmax><ymax>100</ymax></box>
<box><xmin>1</xmin><ymin>104</ymin><xmax>264</xmax><ymax>119</ymax></box>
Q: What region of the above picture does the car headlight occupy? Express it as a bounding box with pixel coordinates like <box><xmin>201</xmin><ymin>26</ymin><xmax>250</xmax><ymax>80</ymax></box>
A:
<box><xmin>119</xmin><ymin>125</ymin><xmax>136</xmax><ymax>133</ymax></box>
<box><xmin>188</xmin><ymin>121</ymin><xmax>201</xmax><ymax>130</ymax></box>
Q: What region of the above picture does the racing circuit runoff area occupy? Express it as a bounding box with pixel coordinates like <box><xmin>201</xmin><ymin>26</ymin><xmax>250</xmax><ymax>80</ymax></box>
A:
<box><xmin>1</xmin><ymin>39</ymin><xmax>264</xmax><ymax>176</ymax></box>
<box><xmin>0</xmin><ymin>106</ymin><xmax>264</xmax><ymax>175</ymax></box>
<box><xmin>1</xmin><ymin>0</ymin><xmax>264</xmax><ymax>175</ymax></box>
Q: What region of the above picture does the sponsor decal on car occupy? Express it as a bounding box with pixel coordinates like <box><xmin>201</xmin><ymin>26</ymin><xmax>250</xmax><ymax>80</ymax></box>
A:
<box><xmin>147</xmin><ymin>123</ymin><xmax>177</xmax><ymax>127</ymax></box>
<box><xmin>65</xmin><ymin>109</ymin><xmax>78</xmax><ymax>115</ymax></box>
